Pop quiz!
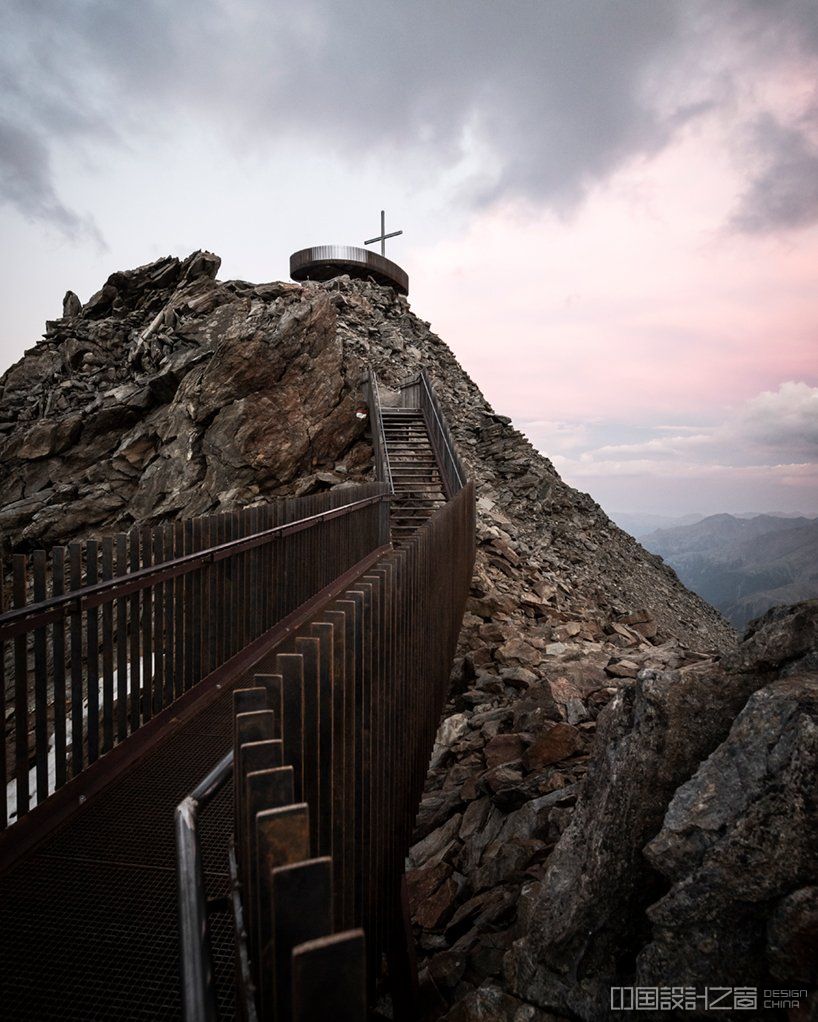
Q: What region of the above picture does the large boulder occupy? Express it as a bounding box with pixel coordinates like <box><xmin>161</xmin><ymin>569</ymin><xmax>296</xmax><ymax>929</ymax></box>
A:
<box><xmin>504</xmin><ymin>600</ymin><xmax>818</xmax><ymax>1020</ymax></box>
<box><xmin>638</xmin><ymin>673</ymin><xmax>818</xmax><ymax>994</ymax></box>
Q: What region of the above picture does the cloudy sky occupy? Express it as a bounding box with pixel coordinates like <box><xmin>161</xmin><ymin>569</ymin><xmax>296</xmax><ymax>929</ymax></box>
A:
<box><xmin>1</xmin><ymin>0</ymin><xmax>816</xmax><ymax>517</ymax></box>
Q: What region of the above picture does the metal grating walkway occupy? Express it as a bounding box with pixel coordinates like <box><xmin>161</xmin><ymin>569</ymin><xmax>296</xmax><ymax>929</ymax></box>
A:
<box><xmin>0</xmin><ymin>689</ymin><xmax>238</xmax><ymax>1021</ymax></box>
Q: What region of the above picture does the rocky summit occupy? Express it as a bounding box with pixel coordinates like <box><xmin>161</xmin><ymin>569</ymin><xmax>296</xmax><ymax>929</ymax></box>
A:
<box><xmin>3</xmin><ymin>252</ymin><xmax>815</xmax><ymax>1019</ymax></box>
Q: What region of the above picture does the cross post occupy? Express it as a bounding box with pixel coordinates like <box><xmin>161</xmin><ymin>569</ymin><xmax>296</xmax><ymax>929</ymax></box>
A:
<box><xmin>364</xmin><ymin>210</ymin><xmax>403</xmax><ymax>257</ymax></box>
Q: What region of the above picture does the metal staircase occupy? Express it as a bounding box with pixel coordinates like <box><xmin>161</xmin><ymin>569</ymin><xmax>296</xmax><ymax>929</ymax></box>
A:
<box><xmin>380</xmin><ymin>407</ymin><xmax>447</xmax><ymax>546</ymax></box>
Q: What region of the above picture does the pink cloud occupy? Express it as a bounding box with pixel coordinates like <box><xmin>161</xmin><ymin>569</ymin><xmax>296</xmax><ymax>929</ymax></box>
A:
<box><xmin>410</xmin><ymin>121</ymin><xmax>818</xmax><ymax>429</ymax></box>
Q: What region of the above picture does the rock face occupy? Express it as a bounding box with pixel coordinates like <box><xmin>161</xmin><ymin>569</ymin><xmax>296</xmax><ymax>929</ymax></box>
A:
<box><xmin>505</xmin><ymin>600</ymin><xmax>818</xmax><ymax>1021</ymax></box>
<box><xmin>1</xmin><ymin>252</ymin><xmax>747</xmax><ymax>1020</ymax></box>
<box><xmin>0</xmin><ymin>251</ymin><xmax>372</xmax><ymax>548</ymax></box>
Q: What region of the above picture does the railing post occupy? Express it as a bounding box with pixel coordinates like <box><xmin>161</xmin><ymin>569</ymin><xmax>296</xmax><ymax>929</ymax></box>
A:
<box><xmin>32</xmin><ymin>550</ymin><xmax>48</xmax><ymax>803</ymax></box>
<box><xmin>52</xmin><ymin>546</ymin><xmax>67</xmax><ymax>790</ymax></box>
<box><xmin>13</xmin><ymin>555</ymin><xmax>28</xmax><ymax>818</ymax></box>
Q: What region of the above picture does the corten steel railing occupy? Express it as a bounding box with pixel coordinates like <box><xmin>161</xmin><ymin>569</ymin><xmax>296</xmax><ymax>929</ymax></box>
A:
<box><xmin>0</xmin><ymin>484</ymin><xmax>391</xmax><ymax>837</ymax></box>
<box><xmin>363</xmin><ymin>367</ymin><xmax>394</xmax><ymax>495</ymax></box>
<box><xmin>178</xmin><ymin>371</ymin><xmax>476</xmax><ymax>1021</ymax></box>
<box><xmin>178</xmin><ymin>481</ymin><xmax>476</xmax><ymax>1022</ymax></box>
<box><xmin>399</xmin><ymin>369</ymin><xmax>466</xmax><ymax>497</ymax></box>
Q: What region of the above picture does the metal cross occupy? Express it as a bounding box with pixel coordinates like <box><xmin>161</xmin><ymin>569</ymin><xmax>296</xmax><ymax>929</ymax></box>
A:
<box><xmin>364</xmin><ymin>210</ymin><xmax>403</xmax><ymax>257</ymax></box>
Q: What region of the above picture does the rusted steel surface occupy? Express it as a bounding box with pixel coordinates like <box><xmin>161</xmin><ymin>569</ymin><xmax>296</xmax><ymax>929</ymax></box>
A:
<box><xmin>363</xmin><ymin>368</ymin><xmax>395</xmax><ymax>494</ymax></box>
<box><xmin>219</xmin><ymin>449</ymin><xmax>474</xmax><ymax>1018</ymax></box>
<box><xmin>291</xmin><ymin>930</ymin><xmax>367</xmax><ymax>1022</ymax></box>
<box><xmin>0</xmin><ymin>484</ymin><xmax>390</xmax><ymax>840</ymax></box>
<box><xmin>289</xmin><ymin>245</ymin><xmax>409</xmax><ymax>295</ymax></box>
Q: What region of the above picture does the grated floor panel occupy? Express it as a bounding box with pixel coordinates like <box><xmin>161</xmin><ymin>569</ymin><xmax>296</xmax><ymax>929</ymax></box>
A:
<box><xmin>0</xmin><ymin>686</ymin><xmax>237</xmax><ymax>1021</ymax></box>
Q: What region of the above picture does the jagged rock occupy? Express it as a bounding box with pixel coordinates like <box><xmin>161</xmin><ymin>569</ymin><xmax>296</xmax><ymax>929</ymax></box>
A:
<box><xmin>766</xmin><ymin>886</ymin><xmax>818</xmax><ymax>985</ymax></box>
<box><xmin>484</xmin><ymin>733</ymin><xmax>525</xmax><ymax>769</ymax></box>
<box><xmin>521</xmin><ymin>724</ymin><xmax>580</xmax><ymax>771</ymax></box>
<box><xmin>637</xmin><ymin>673</ymin><xmax>818</xmax><ymax>992</ymax></box>
<box><xmin>504</xmin><ymin>667</ymin><xmax>756</xmax><ymax>1015</ymax></box>
<box><xmin>438</xmin><ymin>985</ymin><xmax>562</xmax><ymax>1022</ymax></box>
<box><xmin>604</xmin><ymin>657</ymin><xmax>639</xmax><ymax>678</ymax></box>
<box><xmin>726</xmin><ymin>597</ymin><xmax>818</xmax><ymax>675</ymax></box>
<box><xmin>425</xmin><ymin>949</ymin><xmax>467</xmax><ymax>992</ymax></box>
<box><xmin>409</xmin><ymin>814</ymin><xmax>463</xmax><ymax>869</ymax></box>
<box><xmin>504</xmin><ymin>601</ymin><xmax>818</xmax><ymax>1021</ymax></box>
<box><xmin>62</xmin><ymin>291</ymin><xmax>81</xmax><ymax>318</ymax></box>
<box><xmin>407</xmin><ymin>861</ymin><xmax>466</xmax><ymax>930</ymax></box>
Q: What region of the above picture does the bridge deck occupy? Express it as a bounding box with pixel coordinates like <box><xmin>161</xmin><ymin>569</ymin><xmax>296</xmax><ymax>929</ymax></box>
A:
<box><xmin>0</xmin><ymin>687</ymin><xmax>238</xmax><ymax>1020</ymax></box>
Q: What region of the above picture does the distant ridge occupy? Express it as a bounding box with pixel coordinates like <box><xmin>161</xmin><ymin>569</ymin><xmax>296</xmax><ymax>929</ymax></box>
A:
<box><xmin>612</xmin><ymin>509</ymin><xmax>817</xmax><ymax>540</ymax></box>
<box><xmin>642</xmin><ymin>512</ymin><xmax>818</xmax><ymax>629</ymax></box>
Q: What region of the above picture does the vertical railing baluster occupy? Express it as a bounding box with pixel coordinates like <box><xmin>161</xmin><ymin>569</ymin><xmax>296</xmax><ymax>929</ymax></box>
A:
<box><xmin>214</xmin><ymin>514</ymin><xmax>224</xmax><ymax>669</ymax></box>
<box><xmin>32</xmin><ymin>550</ymin><xmax>48</xmax><ymax>804</ymax></box>
<box><xmin>183</xmin><ymin>519</ymin><xmax>194</xmax><ymax>691</ymax></box>
<box><xmin>68</xmin><ymin>543</ymin><xmax>83</xmax><ymax>777</ymax></box>
<box><xmin>141</xmin><ymin>527</ymin><xmax>153</xmax><ymax>721</ymax></box>
<box><xmin>128</xmin><ymin>528</ymin><xmax>141</xmax><ymax>733</ymax></box>
<box><xmin>13</xmin><ymin>555</ymin><xmax>29</xmax><ymax>819</ymax></box>
<box><xmin>164</xmin><ymin>523</ymin><xmax>175</xmax><ymax>706</ymax></box>
<box><xmin>174</xmin><ymin>521</ymin><xmax>184</xmax><ymax>700</ymax></box>
<box><xmin>206</xmin><ymin>517</ymin><xmax>217</xmax><ymax>676</ymax></box>
<box><xmin>193</xmin><ymin>518</ymin><xmax>204</xmax><ymax>684</ymax></box>
<box><xmin>295</xmin><ymin>635</ymin><xmax>321</xmax><ymax>854</ymax></box>
<box><xmin>86</xmin><ymin>540</ymin><xmax>99</xmax><ymax>764</ymax></box>
<box><xmin>292</xmin><ymin>930</ymin><xmax>367</xmax><ymax>1022</ymax></box>
<box><xmin>115</xmin><ymin>533</ymin><xmax>128</xmax><ymax>742</ymax></box>
<box><xmin>255</xmin><ymin>802</ymin><xmax>310</xmax><ymax>1019</ymax></box>
<box><xmin>152</xmin><ymin>528</ymin><xmax>164</xmax><ymax>714</ymax></box>
<box><xmin>101</xmin><ymin>537</ymin><xmax>114</xmax><ymax>754</ymax></box>
<box><xmin>270</xmin><ymin>858</ymin><xmax>332</xmax><ymax>1022</ymax></box>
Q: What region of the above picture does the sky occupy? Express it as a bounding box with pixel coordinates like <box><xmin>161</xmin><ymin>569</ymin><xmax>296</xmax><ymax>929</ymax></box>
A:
<box><xmin>1</xmin><ymin>0</ymin><xmax>817</xmax><ymax>517</ymax></box>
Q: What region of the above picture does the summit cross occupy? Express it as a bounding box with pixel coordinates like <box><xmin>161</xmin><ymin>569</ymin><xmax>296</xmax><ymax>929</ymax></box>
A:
<box><xmin>364</xmin><ymin>210</ymin><xmax>403</xmax><ymax>257</ymax></box>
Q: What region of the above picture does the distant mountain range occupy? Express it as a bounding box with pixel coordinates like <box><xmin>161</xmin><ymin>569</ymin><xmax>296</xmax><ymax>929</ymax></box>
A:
<box><xmin>609</xmin><ymin>511</ymin><xmax>706</xmax><ymax>538</ymax></box>
<box><xmin>636</xmin><ymin>513</ymin><xmax>818</xmax><ymax>631</ymax></box>
<box><xmin>610</xmin><ymin>509</ymin><xmax>814</xmax><ymax>540</ymax></box>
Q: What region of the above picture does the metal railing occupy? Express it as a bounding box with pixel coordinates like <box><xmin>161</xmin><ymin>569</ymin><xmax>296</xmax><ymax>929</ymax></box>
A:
<box><xmin>178</xmin><ymin>478</ymin><xmax>476</xmax><ymax>1021</ymax></box>
<box><xmin>1</xmin><ymin>484</ymin><xmax>391</xmax><ymax>835</ymax></box>
<box><xmin>400</xmin><ymin>369</ymin><xmax>467</xmax><ymax>497</ymax></box>
<box><xmin>176</xmin><ymin>749</ymin><xmax>234</xmax><ymax>1022</ymax></box>
<box><xmin>363</xmin><ymin>367</ymin><xmax>394</xmax><ymax>494</ymax></box>
<box><xmin>178</xmin><ymin>370</ymin><xmax>476</xmax><ymax>1021</ymax></box>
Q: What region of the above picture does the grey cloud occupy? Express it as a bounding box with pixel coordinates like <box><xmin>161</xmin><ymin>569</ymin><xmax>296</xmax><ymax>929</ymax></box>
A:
<box><xmin>0</xmin><ymin>115</ymin><xmax>104</xmax><ymax>245</ymax></box>
<box><xmin>3</xmin><ymin>0</ymin><xmax>818</xmax><ymax>234</ymax></box>
<box><xmin>729</xmin><ymin>114</ymin><xmax>818</xmax><ymax>233</ymax></box>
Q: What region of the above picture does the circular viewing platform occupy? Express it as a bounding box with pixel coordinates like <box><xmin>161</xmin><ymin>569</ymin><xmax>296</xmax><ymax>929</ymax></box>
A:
<box><xmin>289</xmin><ymin>245</ymin><xmax>409</xmax><ymax>295</ymax></box>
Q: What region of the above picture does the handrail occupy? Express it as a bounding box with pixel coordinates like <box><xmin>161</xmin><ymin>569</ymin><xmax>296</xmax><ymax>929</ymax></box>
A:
<box><xmin>364</xmin><ymin>367</ymin><xmax>394</xmax><ymax>495</ymax></box>
<box><xmin>398</xmin><ymin>369</ymin><xmax>467</xmax><ymax>496</ymax></box>
<box><xmin>176</xmin><ymin>749</ymin><xmax>234</xmax><ymax>1022</ymax></box>
<box><xmin>0</xmin><ymin>493</ymin><xmax>388</xmax><ymax>641</ymax></box>
<box><xmin>1</xmin><ymin>483</ymin><xmax>391</xmax><ymax>834</ymax></box>
<box><xmin>184</xmin><ymin>481</ymin><xmax>476</xmax><ymax>1021</ymax></box>
<box><xmin>417</xmin><ymin>369</ymin><xmax>466</xmax><ymax>493</ymax></box>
